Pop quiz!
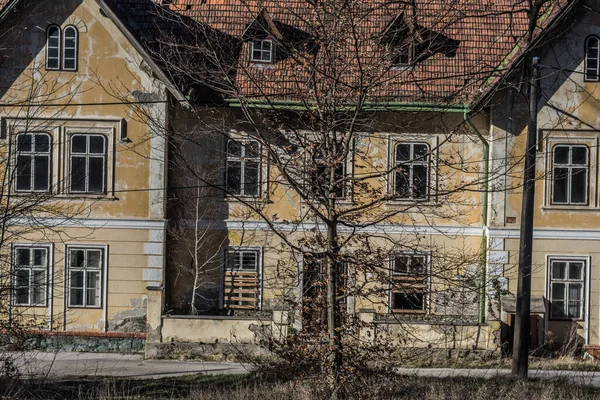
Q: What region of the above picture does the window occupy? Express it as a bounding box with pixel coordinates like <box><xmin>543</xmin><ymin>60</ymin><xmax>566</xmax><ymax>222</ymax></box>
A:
<box><xmin>250</xmin><ymin>39</ymin><xmax>273</xmax><ymax>62</ymax></box>
<box><xmin>394</xmin><ymin>142</ymin><xmax>430</xmax><ymax>200</ymax></box>
<box><xmin>46</xmin><ymin>25</ymin><xmax>78</xmax><ymax>71</ymax></box>
<box><xmin>68</xmin><ymin>248</ymin><xmax>103</xmax><ymax>308</ymax></box>
<box><xmin>390</xmin><ymin>253</ymin><xmax>428</xmax><ymax>313</ymax></box>
<box><xmin>549</xmin><ymin>258</ymin><xmax>586</xmax><ymax>320</ymax></box>
<box><xmin>63</xmin><ymin>26</ymin><xmax>78</xmax><ymax>71</ymax></box>
<box><xmin>46</xmin><ymin>25</ymin><xmax>61</xmax><ymax>70</ymax></box>
<box><xmin>309</xmin><ymin>149</ymin><xmax>348</xmax><ymax>198</ymax></box>
<box><xmin>15</xmin><ymin>133</ymin><xmax>51</xmax><ymax>192</ymax></box>
<box><xmin>388</xmin><ymin>42</ymin><xmax>414</xmax><ymax>66</ymax></box>
<box><xmin>586</xmin><ymin>36</ymin><xmax>600</xmax><ymax>82</ymax></box>
<box><xmin>226</xmin><ymin>139</ymin><xmax>260</xmax><ymax>197</ymax></box>
<box><xmin>70</xmin><ymin>134</ymin><xmax>106</xmax><ymax>193</ymax></box>
<box><xmin>223</xmin><ymin>248</ymin><xmax>261</xmax><ymax>310</ymax></box>
<box><xmin>551</xmin><ymin>144</ymin><xmax>588</xmax><ymax>205</ymax></box>
<box><xmin>13</xmin><ymin>246</ymin><xmax>49</xmax><ymax>306</ymax></box>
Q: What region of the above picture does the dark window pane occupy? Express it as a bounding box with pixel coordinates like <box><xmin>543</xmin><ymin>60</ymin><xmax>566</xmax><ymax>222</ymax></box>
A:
<box><xmin>17</xmin><ymin>134</ymin><xmax>32</xmax><ymax>152</ymax></box>
<box><xmin>396</xmin><ymin>144</ymin><xmax>411</xmax><ymax>162</ymax></box>
<box><xmin>572</xmin><ymin>147</ymin><xmax>588</xmax><ymax>165</ymax></box>
<box><xmin>16</xmin><ymin>288</ymin><xmax>29</xmax><ymax>305</ymax></box>
<box><xmin>88</xmin><ymin>157</ymin><xmax>105</xmax><ymax>193</ymax></box>
<box><xmin>71</xmin><ymin>156</ymin><xmax>86</xmax><ymax>191</ymax></box>
<box><xmin>412</xmin><ymin>256</ymin><xmax>426</xmax><ymax>274</ymax></box>
<box><xmin>33</xmin><ymin>249</ymin><xmax>46</xmax><ymax>266</ymax></box>
<box><xmin>241</xmin><ymin>252</ymin><xmax>257</xmax><ymax>270</ymax></box>
<box><xmin>551</xmin><ymin>300</ymin><xmax>565</xmax><ymax>319</ymax></box>
<box><xmin>554</xmin><ymin>146</ymin><xmax>569</xmax><ymax>164</ymax></box>
<box><xmin>227</xmin><ymin>140</ymin><xmax>242</xmax><ymax>157</ymax></box>
<box><xmin>395</xmin><ymin>167</ymin><xmax>410</xmax><ymax>197</ymax></box>
<box><xmin>553</xmin><ymin>262</ymin><xmax>566</xmax><ymax>279</ymax></box>
<box><xmin>414</xmin><ymin>144</ymin><xmax>429</xmax><ymax>159</ymax></box>
<box><xmin>70</xmin><ymin>288</ymin><xmax>84</xmax><ymax>306</ymax></box>
<box><xmin>262</xmin><ymin>41</ymin><xmax>271</xmax><ymax>51</ymax></box>
<box><xmin>253</xmin><ymin>50</ymin><xmax>262</xmax><ymax>60</ymax></box>
<box><xmin>35</xmin><ymin>134</ymin><xmax>50</xmax><ymax>152</ymax></box>
<box><xmin>394</xmin><ymin>256</ymin><xmax>409</xmax><ymax>274</ymax></box>
<box><xmin>393</xmin><ymin>292</ymin><xmax>424</xmax><ymax>310</ymax></box>
<box><xmin>413</xmin><ymin>165</ymin><xmax>428</xmax><ymax>198</ymax></box>
<box><xmin>226</xmin><ymin>161</ymin><xmax>241</xmax><ymax>194</ymax></box>
<box><xmin>89</xmin><ymin>136</ymin><xmax>104</xmax><ymax>154</ymax></box>
<box><xmin>588</xmin><ymin>38</ymin><xmax>599</xmax><ymax>58</ymax></box>
<box><xmin>245</xmin><ymin>141</ymin><xmax>259</xmax><ymax>158</ymax></box>
<box><xmin>88</xmin><ymin>250</ymin><xmax>102</xmax><ymax>269</ymax></box>
<box><xmin>571</xmin><ymin>168</ymin><xmax>587</xmax><ymax>204</ymax></box>
<box><xmin>64</xmin><ymin>59</ymin><xmax>75</xmax><ymax>70</ymax></box>
<box><xmin>16</xmin><ymin>269</ymin><xmax>29</xmax><ymax>287</ymax></box>
<box><xmin>64</xmin><ymin>49</ymin><xmax>75</xmax><ymax>59</ymax></box>
<box><xmin>16</xmin><ymin>155</ymin><xmax>31</xmax><ymax>191</ymax></box>
<box><xmin>70</xmin><ymin>250</ymin><xmax>85</xmax><ymax>269</ymax></box>
<box><xmin>569</xmin><ymin>263</ymin><xmax>583</xmax><ymax>280</ymax></box>
<box><xmin>17</xmin><ymin>249</ymin><xmax>30</xmax><ymax>266</ymax></box>
<box><xmin>87</xmin><ymin>271</ymin><xmax>100</xmax><ymax>289</ymax></box>
<box><xmin>47</xmin><ymin>57</ymin><xmax>59</xmax><ymax>69</ymax></box>
<box><xmin>70</xmin><ymin>270</ymin><xmax>84</xmax><ymax>288</ymax></box>
<box><xmin>72</xmin><ymin>136</ymin><xmax>87</xmax><ymax>153</ymax></box>
<box><xmin>553</xmin><ymin>167</ymin><xmax>568</xmax><ymax>203</ymax></box>
<box><xmin>34</xmin><ymin>155</ymin><xmax>49</xmax><ymax>191</ymax></box>
<box><xmin>244</xmin><ymin>161</ymin><xmax>259</xmax><ymax>196</ymax></box>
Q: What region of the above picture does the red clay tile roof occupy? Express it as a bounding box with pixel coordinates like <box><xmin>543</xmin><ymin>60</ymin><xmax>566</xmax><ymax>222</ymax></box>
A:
<box><xmin>1</xmin><ymin>0</ymin><xmax>573</xmax><ymax>105</ymax></box>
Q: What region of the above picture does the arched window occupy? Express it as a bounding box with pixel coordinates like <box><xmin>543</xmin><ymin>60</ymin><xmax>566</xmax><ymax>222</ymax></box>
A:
<box><xmin>585</xmin><ymin>36</ymin><xmax>599</xmax><ymax>81</ymax></box>
<box><xmin>46</xmin><ymin>25</ymin><xmax>61</xmax><ymax>70</ymax></box>
<box><xmin>62</xmin><ymin>26</ymin><xmax>78</xmax><ymax>71</ymax></box>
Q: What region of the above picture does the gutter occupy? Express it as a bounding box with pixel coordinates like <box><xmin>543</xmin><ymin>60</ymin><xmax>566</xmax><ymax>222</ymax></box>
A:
<box><xmin>464</xmin><ymin>110</ymin><xmax>489</xmax><ymax>324</ymax></box>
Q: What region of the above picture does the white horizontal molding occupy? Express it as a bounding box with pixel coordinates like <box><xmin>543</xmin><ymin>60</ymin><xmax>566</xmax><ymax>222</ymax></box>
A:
<box><xmin>195</xmin><ymin>220</ymin><xmax>485</xmax><ymax>237</ymax></box>
<box><xmin>489</xmin><ymin>228</ymin><xmax>600</xmax><ymax>241</ymax></box>
<box><xmin>9</xmin><ymin>217</ymin><xmax>166</xmax><ymax>230</ymax></box>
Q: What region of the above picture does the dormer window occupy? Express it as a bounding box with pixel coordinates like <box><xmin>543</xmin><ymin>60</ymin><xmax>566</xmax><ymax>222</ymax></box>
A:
<box><xmin>389</xmin><ymin>42</ymin><xmax>414</xmax><ymax>67</ymax></box>
<box><xmin>46</xmin><ymin>25</ymin><xmax>79</xmax><ymax>71</ymax></box>
<box><xmin>250</xmin><ymin>39</ymin><xmax>273</xmax><ymax>63</ymax></box>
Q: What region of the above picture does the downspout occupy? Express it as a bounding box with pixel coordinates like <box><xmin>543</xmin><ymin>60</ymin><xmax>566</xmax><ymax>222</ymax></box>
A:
<box><xmin>464</xmin><ymin>111</ymin><xmax>489</xmax><ymax>324</ymax></box>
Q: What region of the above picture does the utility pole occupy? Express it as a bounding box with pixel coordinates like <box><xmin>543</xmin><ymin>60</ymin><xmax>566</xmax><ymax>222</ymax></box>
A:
<box><xmin>512</xmin><ymin>57</ymin><xmax>541</xmax><ymax>379</ymax></box>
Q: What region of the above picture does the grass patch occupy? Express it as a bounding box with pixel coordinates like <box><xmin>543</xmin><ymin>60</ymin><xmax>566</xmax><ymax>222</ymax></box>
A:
<box><xmin>3</xmin><ymin>372</ymin><xmax>600</xmax><ymax>399</ymax></box>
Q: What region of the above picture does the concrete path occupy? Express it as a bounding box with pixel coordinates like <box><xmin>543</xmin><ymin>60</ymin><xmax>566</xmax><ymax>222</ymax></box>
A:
<box><xmin>8</xmin><ymin>351</ymin><xmax>600</xmax><ymax>387</ymax></box>
<box><xmin>9</xmin><ymin>352</ymin><xmax>251</xmax><ymax>379</ymax></box>
<box><xmin>396</xmin><ymin>367</ymin><xmax>600</xmax><ymax>387</ymax></box>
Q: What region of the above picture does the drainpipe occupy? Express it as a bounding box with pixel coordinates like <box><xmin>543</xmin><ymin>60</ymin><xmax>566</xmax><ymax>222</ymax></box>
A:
<box><xmin>464</xmin><ymin>111</ymin><xmax>489</xmax><ymax>324</ymax></box>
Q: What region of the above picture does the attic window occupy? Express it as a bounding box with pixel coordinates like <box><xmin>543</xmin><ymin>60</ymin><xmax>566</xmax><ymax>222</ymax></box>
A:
<box><xmin>250</xmin><ymin>39</ymin><xmax>273</xmax><ymax>63</ymax></box>
<box><xmin>389</xmin><ymin>42</ymin><xmax>414</xmax><ymax>67</ymax></box>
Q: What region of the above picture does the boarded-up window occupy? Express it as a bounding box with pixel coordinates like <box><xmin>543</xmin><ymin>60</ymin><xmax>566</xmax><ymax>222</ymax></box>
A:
<box><xmin>390</xmin><ymin>253</ymin><xmax>428</xmax><ymax>313</ymax></box>
<box><xmin>223</xmin><ymin>249</ymin><xmax>261</xmax><ymax>310</ymax></box>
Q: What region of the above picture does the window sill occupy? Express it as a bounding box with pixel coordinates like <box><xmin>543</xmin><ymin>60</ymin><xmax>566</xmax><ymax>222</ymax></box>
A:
<box><xmin>11</xmin><ymin>193</ymin><xmax>117</xmax><ymax>201</ymax></box>
<box><xmin>390</xmin><ymin>309</ymin><xmax>427</xmax><ymax>314</ymax></box>
<box><xmin>542</xmin><ymin>205</ymin><xmax>598</xmax><ymax>211</ymax></box>
<box><xmin>12</xmin><ymin>304</ymin><xmax>48</xmax><ymax>308</ymax></box>
<box><xmin>68</xmin><ymin>306</ymin><xmax>103</xmax><ymax>309</ymax></box>
<box><xmin>249</xmin><ymin>62</ymin><xmax>274</xmax><ymax>69</ymax></box>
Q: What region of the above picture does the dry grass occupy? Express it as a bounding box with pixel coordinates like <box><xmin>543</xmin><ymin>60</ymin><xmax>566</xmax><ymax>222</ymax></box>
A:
<box><xmin>3</xmin><ymin>373</ymin><xmax>600</xmax><ymax>399</ymax></box>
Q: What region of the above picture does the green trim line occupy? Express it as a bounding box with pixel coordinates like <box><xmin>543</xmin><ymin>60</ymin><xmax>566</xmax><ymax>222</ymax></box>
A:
<box><xmin>223</xmin><ymin>98</ymin><xmax>471</xmax><ymax>112</ymax></box>
<box><xmin>464</xmin><ymin>111</ymin><xmax>489</xmax><ymax>324</ymax></box>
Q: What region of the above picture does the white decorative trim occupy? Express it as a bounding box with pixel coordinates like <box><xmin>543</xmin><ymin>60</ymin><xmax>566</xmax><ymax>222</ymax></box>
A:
<box><xmin>143</xmin><ymin>243</ymin><xmax>163</xmax><ymax>256</ymax></box>
<box><xmin>9</xmin><ymin>217</ymin><xmax>166</xmax><ymax>230</ymax></box>
<box><xmin>489</xmin><ymin>228</ymin><xmax>600</xmax><ymax>241</ymax></box>
<box><xmin>200</xmin><ymin>220</ymin><xmax>485</xmax><ymax>237</ymax></box>
<box><xmin>143</xmin><ymin>268</ymin><xmax>162</xmax><ymax>282</ymax></box>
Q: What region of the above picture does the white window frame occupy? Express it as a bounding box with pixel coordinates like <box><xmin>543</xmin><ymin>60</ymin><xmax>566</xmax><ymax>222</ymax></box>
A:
<box><xmin>62</xmin><ymin>25</ymin><xmax>79</xmax><ymax>71</ymax></box>
<box><xmin>14</xmin><ymin>132</ymin><xmax>52</xmax><ymax>193</ymax></box>
<box><xmin>69</xmin><ymin>133</ymin><xmax>107</xmax><ymax>194</ymax></box>
<box><xmin>46</xmin><ymin>25</ymin><xmax>61</xmax><ymax>70</ymax></box>
<box><xmin>250</xmin><ymin>39</ymin><xmax>273</xmax><ymax>63</ymax></box>
<box><xmin>585</xmin><ymin>36</ymin><xmax>600</xmax><ymax>82</ymax></box>
<box><xmin>547</xmin><ymin>256</ymin><xmax>589</xmax><ymax>321</ymax></box>
<box><xmin>66</xmin><ymin>246</ymin><xmax>106</xmax><ymax>309</ymax></box>
<box><xmin>551</xmin><ymin>144</ymin><xmax>589</xmax><ymax>206</ymax></box>
<box><xmin>225</xmin><ymin>139</ymin><xmax>261</xmax><ymax>197</ymax></box>
<box><xmin>222</xmin><ymin>247</ymin><xmax>263</xmax><ymax>310</ymax></box>
<box><xmin>12</xmin><ymin>245</ymin><xmax>51</xmax><ymax>307</ymax></box>
<box><xmin>393</xmin><ymin>142</ymin><xmax>430</xmax><ymax>200</ymax></box>
<box><xmin>388</xmin><ymin>252</ymin><xmax>430</xmax><ymax>314</ymax></box>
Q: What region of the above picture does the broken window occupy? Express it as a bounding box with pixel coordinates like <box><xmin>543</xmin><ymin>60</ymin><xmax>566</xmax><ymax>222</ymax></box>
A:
<box><xmin>250</xmin><ymin>39</ymin><xmax>273</xmax><ymax>63</ymax></box>
<box><xmin>549</xmin><ymin>259</ymin><xmax>585</xmax><ymax>320</ymax></box>
<box><xmin>551</xmin><ymin>144</ymin><xmax>588</xmax><ymax>205</ymax></box>
<box><xmin>394</xmin><ymin>142</ymin><xmax>430</xmax><ymax>200</ymax></box>
<box><xmin>15</xmin><ymin>133</ymin><xmax>51</xmax><ymax>192</ymax></box>
<box><xmin>68</xmin><ymin>247</ymin><xmax>103</xmax><ymax>308</ymax></box>
<box><xmin>390</xmin><ymin>253</ymin><xmax>428</xmax><ymax>313</ymax></box>
<box><xmin>223</xmin><ymin>248</ymin><xmax>261</xmax><ymax>310</ymax></box>
<box><xmin>226</xmin><ymin>139</ymin><xmax>260</xmax><ymax>197</ymax></box>
<box><xmin>70</xmin><ymin>134</ymin><xmax>106</xmax><ymax>193</ymax></box>
<box><xmin>13</xmin><ymin>246</ymin><xmax>49</xmax><ymax>306</ymax></box>
<box><xmin>585</xmin><ymin>36</ymin><xmax>600</xmax><ymax>81</ymax></box>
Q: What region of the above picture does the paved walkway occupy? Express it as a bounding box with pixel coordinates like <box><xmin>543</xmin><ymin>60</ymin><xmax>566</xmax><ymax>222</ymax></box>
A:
<box><xmin>10</xmin><ymin>352</ymin><xmax>250</xmax><ymax>379</ymax></box>
<box><xmin>8</xmin><ymin>352</ymin><xmax>600</xmax><ymax>387</ymax></box>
